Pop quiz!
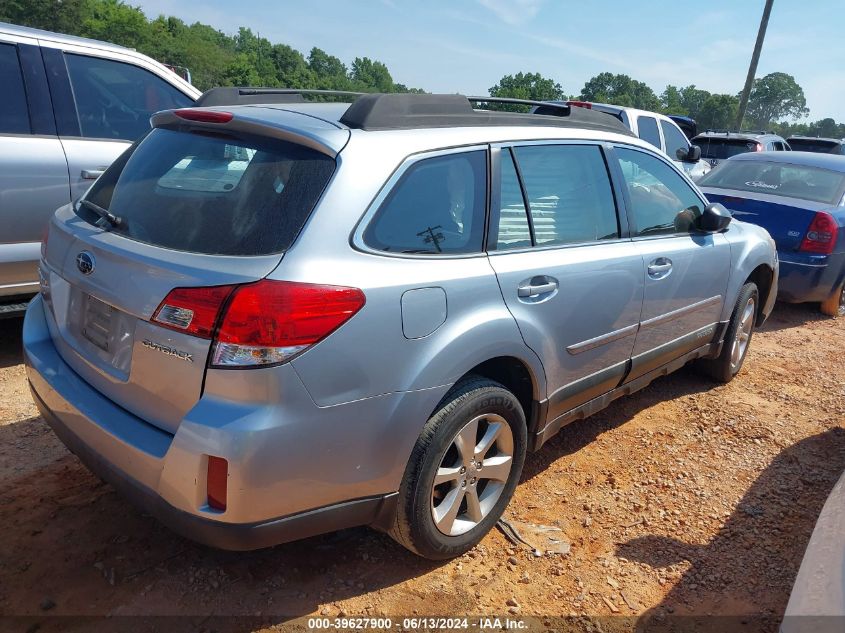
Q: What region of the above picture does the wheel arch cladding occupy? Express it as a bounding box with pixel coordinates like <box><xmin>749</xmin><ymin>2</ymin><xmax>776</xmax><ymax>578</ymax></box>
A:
<box><xmin>746</xmin><ymin>263</ymin><xmax>775</xmax><ymax>326</ymax></box>
<box><xmin>434</xmin><ymin>357</ymin><xmax>540</xmax><ymax>437</ymax></box>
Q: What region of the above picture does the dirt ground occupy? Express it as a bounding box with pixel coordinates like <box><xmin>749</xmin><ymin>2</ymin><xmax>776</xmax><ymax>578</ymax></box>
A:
<box><xmin>1</xmin><ymin>302</ymin><xmax>843</xmax><ymax>633</ymax></box>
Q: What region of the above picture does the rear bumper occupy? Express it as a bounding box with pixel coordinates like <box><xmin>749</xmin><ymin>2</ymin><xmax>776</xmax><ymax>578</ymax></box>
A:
<box><xmin>23</xmin><ymin>294</ymin><xmax>414</xmax><ymax>550</ymax></box>
<box><xmin>777</xmin><ymin>252</ymin><xmax>844</xmax><ymax>304</ymax></box>
<box><xmin>31</xmin><ymin>384</ymin><xmax>396</xmax><ymax>550</ymax></box>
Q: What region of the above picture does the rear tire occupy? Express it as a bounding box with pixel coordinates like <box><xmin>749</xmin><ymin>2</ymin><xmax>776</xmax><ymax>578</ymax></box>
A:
<box><xmin>698</xmin><ymin>282</ymin><xmax>758</xmax><ymax>383</ymax></box>
<box><xmin>820</xmin><ymin>282</ymin><xmax>845</xmax><ymax>318</ymax></box>
<box><xmin>388</xmin><ymin>376</ymin><xmax>527</xmax><ymax>560</ymax></box>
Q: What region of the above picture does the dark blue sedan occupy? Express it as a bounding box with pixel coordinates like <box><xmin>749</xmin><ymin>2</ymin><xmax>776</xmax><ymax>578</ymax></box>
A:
<box><xmin>698</xmin><ymin>152</ymin><xmax>845</xmax><ymax>316</ymax></box>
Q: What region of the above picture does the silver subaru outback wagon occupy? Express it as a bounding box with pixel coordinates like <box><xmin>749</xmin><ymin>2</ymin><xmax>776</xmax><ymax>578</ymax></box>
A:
<box><xmin>23</xmin><ymin>91</ymin><xmax>778</xmax><ymax>559</ymax></box>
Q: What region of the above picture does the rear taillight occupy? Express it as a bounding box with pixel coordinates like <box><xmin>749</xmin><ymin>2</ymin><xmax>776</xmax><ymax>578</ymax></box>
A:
<box><xmin>152</xmin><ymin>285</ymin><xmax>235</xmax><ymax>338</ymax></box>
<box><xmin>211</xmin><ymin>280</ymin><xmax>366</xmax><ymax>367</ymax></box>
<box><xmin>152</xmin><ymin>280</ymin><xmax>365</xmax><ymax>367</ymax></box>
<box><xmin>754</xmin><ymin>143</ymin><xmax>764</xmax><ymax>152</ymax></box>
<box><xmin>799</xmin><ymin>211</ymin><xmax>839</xmax><ymax>255</ymax></box>
<box><xmin>566</xmin><ymin>100</ymin><xmax>592</xmax><ymax>109</ymax></box>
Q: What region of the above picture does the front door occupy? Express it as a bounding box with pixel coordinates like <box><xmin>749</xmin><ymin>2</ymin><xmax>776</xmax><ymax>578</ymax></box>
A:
<box><xmin>488</xmin><ymin>143</ymin><xmax>644</xmax><ymax>421</ymax></box>
<box><xmin>613</xmin><ymin>145</ymin><xmax>730</xmax><ymax>381</ymax></box>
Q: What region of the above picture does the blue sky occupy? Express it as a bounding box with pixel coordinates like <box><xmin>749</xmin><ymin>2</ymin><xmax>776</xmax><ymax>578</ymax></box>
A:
<box><xmin>135</xmin><ymin>0</ymin><xmax>845</xmax><ymax>121</ymax></box>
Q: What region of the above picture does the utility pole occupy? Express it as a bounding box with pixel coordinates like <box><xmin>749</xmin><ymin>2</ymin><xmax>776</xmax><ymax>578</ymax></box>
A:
<box><xmin>735</xmin><ymin>0</ymin><xmax>775</xmax><ymax>130</ymax></box>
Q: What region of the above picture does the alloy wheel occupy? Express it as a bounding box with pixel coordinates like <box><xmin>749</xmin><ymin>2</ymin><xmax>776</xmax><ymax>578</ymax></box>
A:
<box><xmin>731</xmin><ymin>296</ymin><xmax>756</xmax><ymax>369</ymax></box>
<box><xmin>431</xmin><ymin>414</ymin><xmax>514</xmax><ymax>536</ymax></box>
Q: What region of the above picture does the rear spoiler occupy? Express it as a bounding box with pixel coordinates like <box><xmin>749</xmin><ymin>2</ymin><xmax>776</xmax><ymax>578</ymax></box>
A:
<box><xmin>150</xmin><ymin>108</ymin><xmax>349</xmax><ymax>158</ymax></box>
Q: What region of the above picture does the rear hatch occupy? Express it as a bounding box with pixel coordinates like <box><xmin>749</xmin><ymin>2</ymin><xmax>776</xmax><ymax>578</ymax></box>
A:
<box><xmin>694</xmin><ymin>137</ymin><xmax>760</xmax><ymax>167</ymax></box>
<box><xmin>41</xmin><ymin>115</ymin><xmax>342</xmax><ymax>434</ymax></box>
<box><xmin>699</xmin><ymin>158</ymin><xmax>845</xmax><ymax>251</ymax></box>
<box><xmin>787</xmin><ymin>138</ymin><xmax>843</xmax><ymax>154</ymax></box>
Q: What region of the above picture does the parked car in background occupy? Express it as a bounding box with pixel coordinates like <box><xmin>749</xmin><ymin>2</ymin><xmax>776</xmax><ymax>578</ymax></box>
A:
<box><xmin>692</xmin><ymin>131</ymin><xmax>791</xmax><ymax>171</ymax></box>
<box><xmin>786</xmin><ymin>136</ymin><xmax>845</xmax><ymax>155</ymax></box>
<box><xmin>698</xmin><ymin>151</ymin><xmax>845</xmax><ymax>316</ymax></box>
<box><xmin>24</xmin><ymin>90</ymin><xmax>777</xmax><ymax>559</ymax></box>
<box><xmin>534</xmin><ymin>101</ymin><xmax>711</xmax><ymax>181</ymax></box>
<box><xmin>0</xmin><ymin>22</ymin><xmax>200</xmax><ymax>315</ymax></box>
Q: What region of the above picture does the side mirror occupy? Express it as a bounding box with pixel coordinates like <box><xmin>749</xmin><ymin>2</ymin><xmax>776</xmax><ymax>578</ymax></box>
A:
<box><xmin>697</xmin><ymin>202</ymin><xmax>732</xmax><ymax>232</ymax></box>
<box><xmin>677</xmin><ymin>145</ymin><xmax>701</xmax><ymax>162</ymax></box>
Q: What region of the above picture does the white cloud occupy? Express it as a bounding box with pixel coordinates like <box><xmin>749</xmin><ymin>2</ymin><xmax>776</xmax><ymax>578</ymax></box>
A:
<box><xmin>475</xmin><ymin>0</ymin><xmax>546</xmax><ymax>26</ymax></box>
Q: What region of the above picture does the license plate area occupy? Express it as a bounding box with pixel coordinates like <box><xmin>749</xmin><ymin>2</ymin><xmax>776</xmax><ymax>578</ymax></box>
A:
<box><xmin>82</xmin><ymin>293</ymin><xmax>115</xmax><ymax>352</ymax></box>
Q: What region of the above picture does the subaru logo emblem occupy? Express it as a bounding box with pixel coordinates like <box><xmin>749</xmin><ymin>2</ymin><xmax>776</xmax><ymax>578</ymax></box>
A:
<box><xmin>76</xmin><ymin>251</ymin><xmax>95</xmax><ymax>275</ymax></box>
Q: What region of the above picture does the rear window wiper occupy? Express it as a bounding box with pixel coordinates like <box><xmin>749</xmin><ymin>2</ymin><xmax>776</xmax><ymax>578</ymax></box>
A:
<box><xmin>77</xmin><ymin>199</ymin><xmax>124</xmax><ymax>229</ymax></box>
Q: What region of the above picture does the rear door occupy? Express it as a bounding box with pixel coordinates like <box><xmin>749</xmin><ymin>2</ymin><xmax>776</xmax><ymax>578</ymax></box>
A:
<box><xmin>488</xmin><ymin>142</ymin><xmax>644</xmax><ymax>420</ymax></box>
<box><xmin>636</xmin><ymin>115</ymin><xmax>662</xmax><ymax>150</ymax></box>
<box><xmin>40</xmin><ymin>43</ymin><xmax>195</xmax><ymax>202</ymax></box>
<box><xmin>613</xmin><ymin>145</ymin><xmax>730</xmax><ymax>381</ymax></box>
<box><xmin>0</xmin><ymin>36</ymin><xmax>69</xmax><ymax>297</ymax></box>
<box><xmin>41</xmin><ymin>124</ymin><xmax>341</xmax><ymax>434</ymax></box>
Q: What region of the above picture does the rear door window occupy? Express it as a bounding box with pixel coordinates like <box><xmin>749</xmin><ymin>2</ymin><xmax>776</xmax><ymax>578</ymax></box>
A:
<box><xmin>79</xmin><ymin>127</ymin><xmax>336</xmax><ymax>256</ymax></box>
<box><xmin>637</xmin><ymin>116</ymin><xmax>661</xmax><ymax>149</ymax></box>
<box><xmin>65</xmin><ymin>53</ymin><xmax>193</xmax><ymax>140</ymax></box>
<box><xmin>0</xmin><ymin>43</ymin><xmax>31</xmax><ymax>134</ymax></box>
<box><xmin>660</xmin><ymin>120</ymin><xmax>689</xmax><ymax>160</ymax></box>
<box><xmin>512</xmin><ymin>144</ymin><xmax>619</xmax><ymax>246</ymax></box>
<box><xmin>363</xmin><ymin>151</ymin><xmax>487</xmax><ymax>254</ymax></box>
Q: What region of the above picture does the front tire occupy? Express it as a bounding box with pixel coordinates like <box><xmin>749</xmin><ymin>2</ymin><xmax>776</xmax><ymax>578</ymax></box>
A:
<box><xmin>698</xmin><ymin>282</ymin><xmax>758</xmax><ymax>383</ymax></box>
<box><xmin>820</xmin><ymin>282</ymin><xmax>845</xmax><ymax>317</ymax></box>
<box><xmin>388</xmin><ymin>376</ymin><xmax>527</xmax><ymax>559</ymax></box>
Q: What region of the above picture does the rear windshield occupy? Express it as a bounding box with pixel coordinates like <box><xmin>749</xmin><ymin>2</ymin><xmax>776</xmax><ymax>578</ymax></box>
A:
<box><xmin>698</xmin><ymin>160</ymin><xmax>845</xmax><ymax>205</ymax></box>
<box><xmin>787</xmin><ymin>139</ymin><xmax>842</xmax><ymax>154</ymax></box>
<box><xmin>693</xmin><ymin>137</ymin><xmax>760</xmax><ymax>160</ymax></box>
<box><xmin>79</xmin><ymin>128</ymin><xmax>336</xmax><ymax>256</ymax></box>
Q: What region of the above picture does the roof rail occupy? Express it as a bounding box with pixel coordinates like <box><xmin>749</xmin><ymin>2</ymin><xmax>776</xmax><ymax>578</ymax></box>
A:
<box><xmin>465</xmin><ymin>95</ymin><xmax>571</xmax><ymax>113</ymax></box>
<box><xmin>195</xmin><ymin>87</ymin><xmax>365</xmax><ymax>107</ymax></box>
<box><xmin>193</xmin><ymin>89</ymin><xmax>633</xmax><ymax>135</ymax></box>
<box><xmin>338</xmin><ymin>93</ymin><xmax>632</xmax><ymax>134</ymax></box>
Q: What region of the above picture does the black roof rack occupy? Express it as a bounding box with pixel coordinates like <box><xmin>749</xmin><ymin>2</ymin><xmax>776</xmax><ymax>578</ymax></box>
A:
<box><xmin>338</xmin><ymin>93</ymin><xmax>633</xmax><ymax>134</ymax></box>
<box><xmin>195</xmin><ymin>87</ymin><xmax>365</xmax><ymax>107</ymax></box>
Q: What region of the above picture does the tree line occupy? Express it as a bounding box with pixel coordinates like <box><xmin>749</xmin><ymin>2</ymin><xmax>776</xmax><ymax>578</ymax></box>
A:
<box><xmin>0</xmin><ymin>0</ymin><xmax>424</xmax><ymax>93</ymax></box>
<box><xmin>489</xmin><ymin>70</ymin><xmax>844</xmax><ymax>138</ymax></box>
<box><xmin>3</xmin><ymin>0</ymin><xmax>842</xmax><ymax>138</ymax></box>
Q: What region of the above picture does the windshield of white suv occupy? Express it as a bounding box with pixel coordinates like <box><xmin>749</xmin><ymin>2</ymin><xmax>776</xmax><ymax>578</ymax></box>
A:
<box><xmin>78</xmin><ymin>128</ymin><xmax>336</xmax><ymax>256</ymax></box>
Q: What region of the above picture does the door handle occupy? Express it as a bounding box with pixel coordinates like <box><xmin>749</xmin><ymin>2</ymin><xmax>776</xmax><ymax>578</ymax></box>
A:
<box><xmin>647</xmin><ymin>258</ymin><xmax>673</xmax><ymax>278</ymax></box>
<box><xmin>518</xmin><ymin>280</ymin><xmax>558</xmax><ymax>297</ymax></box>
<box><xmin>81</xmin><ymin>169</ymin><xmax>105</xmax><ymax>180</ymax></box>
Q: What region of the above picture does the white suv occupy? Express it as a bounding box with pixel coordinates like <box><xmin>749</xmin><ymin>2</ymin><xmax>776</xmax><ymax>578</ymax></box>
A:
<box><xmin>536</xmin><ymin>101</ymin><xmax>712</xmax><ymax>181</ymax></box>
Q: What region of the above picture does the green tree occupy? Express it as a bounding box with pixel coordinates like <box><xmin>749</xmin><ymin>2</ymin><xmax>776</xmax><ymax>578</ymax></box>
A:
<box><xmin>744</xmin><ymin>72</ymin><xmax>809</xmax><ymax>128</ymax></box>
<box><xmin>1</xmin><ymin>0</ymin><xmax>424</xmax><ymax>94</ymax></box>
<box><xmin>487</xmin><ymin>72</ymin><xmax>564</xmax><ymax>111</ymax></box>
<box><xmin>0</xmin><ymin>0</ymin><xmax>90</xmax><ymax>34</ymax></box>
<box><xmin>697</xmin><ymin>94</ymin><xmax>739</xmax><ymax>130</ymax></box>
<box><xmin>580</xmin><ymin>72</ymin><xmax>660</xmax><ymax>111</ymax></box>
<box><xmin>350</xmin><ymin>57</ymin><xmax>394</xmax><ymax>92</ymax></box>
<box><xmin>660</xmin><ymin>85</ymin><xmax>686</xmax><ymax>115</ymax></box>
